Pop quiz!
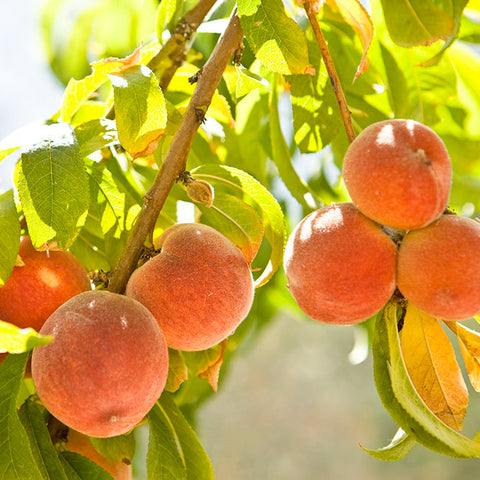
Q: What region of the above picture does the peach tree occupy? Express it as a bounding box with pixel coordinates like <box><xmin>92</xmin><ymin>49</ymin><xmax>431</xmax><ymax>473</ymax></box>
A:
<box><xmin>2</xmin><ymin>0</ymin><xmax>480</xmax><ymax>477</ymax></box>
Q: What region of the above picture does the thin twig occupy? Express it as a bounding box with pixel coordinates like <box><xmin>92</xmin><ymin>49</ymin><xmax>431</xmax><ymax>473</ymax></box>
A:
<box><xmin>303</xmin><ymin>2</ymin><xmax>356</xmax><ymax>143</ymax></box>
<box><xmin>106</xmin><ymin>0</ymin><xmax>218</xmax><ymax>119</ymax></box>
<box><xmin>107</xmin><ymin>13</ymin><xmax>244</xmax><ymax>294</ymax></box>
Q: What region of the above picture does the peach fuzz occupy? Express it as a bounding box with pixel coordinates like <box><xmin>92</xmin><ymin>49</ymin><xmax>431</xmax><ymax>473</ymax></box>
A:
<box><xmin>397</xmin><ymin>214</ymin><xmax>480</xmax><ymax>320</ymax></box>
<box><xmin>32</xmin><ymin>290</ymin><xmax>168</xmax><ymax>438</ymax></box>
<box><xmin>126</xmin><ymin>223</ymin><xmax>255</xmax><ymax>351</ymax></box>
<box><xmin>284</xmin><ymin>203</ymin><xmax>397</xmax><ymax>325</ymax></box>
<box><xmin>65</xmin><ymin>429</ymin><xmax>131</xmax><ymax>479</ymax></box>
<box><xmin>0</xmin><ymin>236</ymin><xmax>91</xmax><ymax>331</ymax></box>
<box><xmin>342</xmin><ymin>119</ymin><xmax>452</xmax><ymax>230</ymax></box>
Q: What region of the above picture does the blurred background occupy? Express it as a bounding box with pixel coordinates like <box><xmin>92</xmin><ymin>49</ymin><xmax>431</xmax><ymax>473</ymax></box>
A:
<box><xmin>2</xmin><ymin>1</ymin><xmax>480</xmax><ymax>479</ymax></box>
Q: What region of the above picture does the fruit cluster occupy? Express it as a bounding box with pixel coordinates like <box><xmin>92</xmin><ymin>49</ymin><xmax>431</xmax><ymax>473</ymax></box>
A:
<box><xmin>0</xmin><ymin>224</ymin><xmax>254</xmax><ymax>453</ymax></box>
<box><xmin>284</xmin><ymin>119</ymin><xmax>480</xmax><ymax>325</ymax></box>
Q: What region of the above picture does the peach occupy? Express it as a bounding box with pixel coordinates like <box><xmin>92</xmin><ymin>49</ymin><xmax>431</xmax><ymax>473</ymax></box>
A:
<box><xmin>0</xmin><ymin>236</ymin><xmax>91</xmax><ymax>331</ymax></box>
<box><xmin>284</xmin><ymin>203</ymin><xmax>397</xmax><ymax>324</ymax></box>
<box><xmin>397</xmin><ymin>214</ymin><xmax>480</xmax><ymax>320</ymax></box>
<box><xmin>126</xmin><ymin>223</ymin><xmax>255</xmax><ymax>351</ymax></box>
<box><xmin>64</xmin><ymin>429</ymin><xmax>131</xmax><ymax>479</ymax></box>
<box><xmin>31</xmin><ymin>290</ymin><xmax>168</xmax><ymax>437</ymax></box>
<box><xmin>342</xmin><ymin>119</ymin><xmax>452</xmax><ymax>230</ymax></box>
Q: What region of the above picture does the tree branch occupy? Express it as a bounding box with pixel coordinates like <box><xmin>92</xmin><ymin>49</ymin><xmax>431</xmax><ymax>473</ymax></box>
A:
<box><xmin>107</xmin><ymin>13</ymin><xmax>244</xmax><ymax>294</ymax></box>
<box><xmin>149</xmin><ymin>0</ymin><xmax>219</xmax><ymax>91</ymax></box>
<box><xmin>303</xmin><ymin>2</ymin><xmax>356</xmax><ymax>144</ymax></box>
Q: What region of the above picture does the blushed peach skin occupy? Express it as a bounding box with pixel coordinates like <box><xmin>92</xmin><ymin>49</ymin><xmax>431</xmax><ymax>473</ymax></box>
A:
<box><xmin>398</xmin><ymin>214</ymin><xmax>480</xmax><ymax>320</ymax></box>
<box><xmin>0</xmin><ymin>236</ymin><xmax>91</xmax><ymax>330</ymax></box>
<box><xmin>284</xmin><ymin>203</ymin><xmax>397</xmax><ymax>325</ymax></box>
<box><xmin>32</xmin><ymin>290</ymin><xmax>168</xmax><ymax>438</ymax></box>
<box><xmin>342</xmin><ymin>119</ymin><xmax>452</xmax><ymax>230</ymax></box>
<box><xmin>65</xmin><ymin>429</ymin><xmax>131</xmax><ymax>480</ymax></box>
<box><xmin>126</xmin><ymin>223</ymin><xmax>255</xmax><ymax>351</ymax></box>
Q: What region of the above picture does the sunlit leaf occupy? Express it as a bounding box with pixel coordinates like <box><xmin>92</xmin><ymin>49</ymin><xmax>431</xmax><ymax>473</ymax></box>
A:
<box><xmin>0</xmin><ymin>190</ymin><xmax>20</xmax><ymax>285</ymax></box>
<box><xmin>380</xmin><ymin>0</ymin><xmax>455</xmax><ymax>47</ymax></box>
<box><xmin>237</xmin><ymin>0</ymin><xmax>313</xmax><ymax>74</ymax></box>
<box><xmin>74</xmin><ymin>119</ymin><xmax>118</xmax><ymax>158</ymax></box>
<box><xmin>400</xmin><ymin>304</ymin><xmax>468</xmax><ymax>430</ymax></box>
<box><xmin>446</xmin><ymin>321</ymin><xmax>480</xmax><ymax>392</ymax></box>
<box><xmin>0</xmin><ymin>320</ymin><xmax>52</xmax><ymax>354</ymax></box>
<box><xmin>16</xmin><ymin>123</ymin><xmax>89</xmax><ymax>248</ymax></box>
<box><xmin>109</xmin><ymin>65</ymin><xmax>167</xmax><ymax>159</ymax></box>
<box><xmin>373</xmin><ymin>302</ymin><xmax>480</xmax><ymax>458</ymax></box>
<box><xmin>326</xmin><ymin>0</ymin><xmax>373</xmax><ymax>80</ymax></box>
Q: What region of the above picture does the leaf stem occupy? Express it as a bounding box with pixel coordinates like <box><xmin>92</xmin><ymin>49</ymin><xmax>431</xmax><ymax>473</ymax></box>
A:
<box><xmin>303</xmin><ymin>2</ymin><xmax>356</xmax><ymax>143</ymax></box>
<box><xmin>107</xmin><ymin>13</ymin><xmax>244</xmax><ymax>294</ymax></box>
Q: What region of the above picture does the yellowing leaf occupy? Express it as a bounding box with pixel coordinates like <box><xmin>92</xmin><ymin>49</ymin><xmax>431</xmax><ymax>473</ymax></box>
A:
<box><xmin>326</xmin><ymin>0</ymin><xmax>373</xmax><ymax>80</ymax></box>
<box><xmin>401</xmin><ymin>304</ymin><xmax>468</xmax><ymax>431</ymax></box>
<box><xmin>446</xmin><ymin>321</ymin><xmax>480</xmax><ymax>392</ymax></box>
<box><xmin>165</xmin><ymin>348</ymin><xmax>188</xmax><ymax>393</ymax></box>
<box><xmin>181</xmin><ymin>341</ymin><xmax>227</xmax><ymax>392</ymax></box>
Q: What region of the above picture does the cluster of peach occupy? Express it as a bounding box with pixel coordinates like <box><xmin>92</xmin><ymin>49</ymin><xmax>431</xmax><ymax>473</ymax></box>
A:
<box><xmin>0</xmin><ymin>224</ymin><xmax>254</xmax><ymax>476</ymax></box>
<box><xmin>284</xmin><ymin>119</ymin><xmax>480</xmax><ymax>325</ymax></box>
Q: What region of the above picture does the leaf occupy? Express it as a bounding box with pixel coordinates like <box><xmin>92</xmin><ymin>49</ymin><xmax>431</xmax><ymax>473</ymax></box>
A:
<box><xmin>445</xmin><ymin>321</ymin><xmax>480</xmax><ymax>392</ymax></box>
<box><xmin>74</xmin><ymin>119</ymin><xmax>118</xmax><ymax>158</ymax></box>
<box><xmin>196</xmin><ymin>192</ymin><xmax>264</xmax><ymax>264</ymax></box>
<box><xmin>237</xmin><ymin>0</ymin><xmax>313</xmax><ymax>75</ymax></box>
<box><xmin>147</xmin><ymin>394</ymin><xmax>214</xmax><ymax>480</ymax></box>
<box><xmin>59</xmin><ymin>451</ymin><xmax>113</xmax><ymax>480</ymax></box>
<box><xmin>18</xmin><ymin>399</ymin><xmax>69</xmax><ymax>480</ymax></box>
<box><xmin>361</xmin><ymin>428</ymin><xmax>417</xmax><ymax>461</ymax></box>
<box><xmin>0</xmin><ymin>190</ymin><xmax>20</xmax><ymax>285</ymax></box>
<box><xmin>109</xmin><ymin>65</ymin><xmax>167</xmax><ymax>159</ymax></box>
<box><xmin>59</xmin><ymin>48</ymin><xmax>142</xmax><ymax>123</ymax></box>
<box><xmin>223</xmin><ymin>65</ymin><xmax>269</xmax><ymax>102</ymax></box>
<box><xmin>0</xmin><ymin>146</ymin><xmax>20</xmax><ymax>163</ymax></box>
<box><xmin>0</xmin><ymin>353</ymin><xmax>44</xmax><ymax>479</ymax></box>
<box><xmin>165</xmin><ymin>349</ymin><xmax>188</xmax><ymax>393</ymax></box>
<box><xmin>89</xmin><ymin>432</ymin><xmax>136</xmax><ymax>465</ymax></box>
<box><xmin>373</xmin><ymin>302</ymin><xmax>480</xmax><ymax>458</ymax></box>
<box><xmin>181</xmin><ymin>341</ymin><xmax>227</xmax><ymax>392</ymax></box>
<box><xmin>400</xmin><ymin>304</ymin><xmax>468</xmax><ymax>431</ymax></box>
<box><xmin>269</xmin><ymin>76</ymin><xmax>321</xmax><ymax>210</ymax></box>
<box><xmin>191</xmin><ymin>165</ymin><xmax>285</xmax><ymax>287</ymax></box>
<box><xmin>380</xmin><ymin>0</ymin><xmax>456</xmax><ymax>47</ymax></box>
<box><xmin>326</xmin><ymin>0</ymin><xmax>374</xmax><ymax>80</ymax></box>
<box><xmin>0</xmin><ymin>320</ymin><xmax>52</xmax><ymax>354</ymax></box>
<box><xmin>16</xmin><ymin>123</ymin><xmax>90</xmax><ymax>248</ymax></box>
<box><xmin>156</xmin><ymin>0</ymin><xmax>181</xmax><ymax>40</ymax></box>
<box><xmin>287</xmin><ymin>41</ymin><xmax>342</xmax><ymax>153</ymax></box>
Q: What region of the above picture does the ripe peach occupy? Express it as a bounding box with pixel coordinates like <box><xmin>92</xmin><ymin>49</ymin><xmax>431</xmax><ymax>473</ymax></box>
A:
<box><xmin>0</xmin><ymin>236</ymin><xmax>91</xmax><ymax>330</ymax></box>
<box><xmin>342</xmin><ymin>119</ymin><xmax>452</xmax><ymax>230</ymax></box>
<box><xmin>397</xmin><ymin>214</ymin><xmax>480</xmax><ymax>320</ymax></box>
<box><xmin>31</xmin><ymin>290</ymin><xmax>168</xmax><ymax>438</ymax></box>
<box><xmin>126</xmin><ymin>223</ymin><xmax>255</xmax><ymax>351</ymax></box>
<box><xmin>64</xmin><ymin>429</ymin><xmax>131</xmax><ymax>480</ymax></box>
<box><xmin>284</xmin><ymin>203</ymin><xmax>397</xmax><ymax>324</ymax></box>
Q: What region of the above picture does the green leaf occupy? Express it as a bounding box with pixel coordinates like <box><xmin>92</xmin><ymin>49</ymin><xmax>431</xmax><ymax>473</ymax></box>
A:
<box><xmin>373</xmin><ymin>302</ymin><xmax>480</xmax><ymax>458</ymax></box>
<box><xmin>0</xmin><ymin>320</ymin><xmax>52</xmax><ymax>354</ymax></box>
<box><xmin>191</xmin><ymin>165</ymin><xmax>285</xmax><ymax>287</ymax></box>
<box><xmin>165</xmin><ymin>349</ymin><xmax>188</xmax><ymax>393</ymax></box>
<box><xmin>89</xmin><ymin>432</ymin><xmax>136</xmax><ymax>465</ymax></box>
<box><xmin>147</xmin><ymin>394</ymin><xmax>214</xmax><ymax>480</ymax></box>
<box><xmin>0</xmin><ymin>146</ymin><xmax>20</xmax><ymax>163</ymax></box>
<box><xmin>0</xmin><ymin>353</ymin><xmax>43</xmax><ymax>480</ymax></box>
<box><xmin>269</xmin><ymin>76</ymin><xmax>321</xmax><ymax>209</ymax></box>
<box><xmin>16</xmin><ymin>123</ymin><xmax>89</xmax><ymax>248</ymax></box>
<box><xmin>156</xmin><ymin>0</ymin><xmax>182</xmax><ymax>40</ymax></box>
<box><xmin>109</xmin><ymin>65</ymin><xmax>167</xmax><ymax>159</ymax></box>
<box><xmin>0</xmin><ymin>190</ymin><xmax>20</xmax><ymax>285</ymax></box>
<box><xmin>362</xmin><ymin>428</ymin><xmax>417</xmax><ymax>461</ymax></box>
<box><xmin>380</xmin><ymin>0</ymin><xmax>456</xmax><ymax>47</ymax></box>
<box><xmin>18</xmin><ymin>399</ymin><xmax>69</xmax><ymax>479</ymax></box>
<box><xmin>59</xmin><ymin>451</ymin><xmax>113</xmax><ymax>480</ymax></box>
<box><xmin>237</xmin><ymin>0</ymin><xmax>312</xmax><ymax>74</ymax></box>
<box><xmin>74</xmin><ymin>119</ymin><xmax>118</xmax><ymax>158</ymax></box>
